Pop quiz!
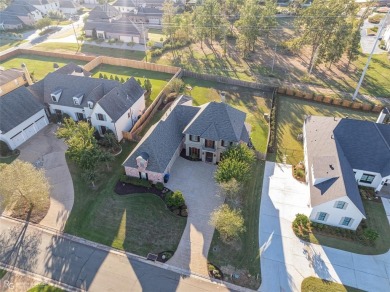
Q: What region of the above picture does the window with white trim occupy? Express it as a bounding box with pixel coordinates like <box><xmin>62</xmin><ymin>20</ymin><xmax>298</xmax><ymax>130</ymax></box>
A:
<box><xmin>335</xmin><ymin>201</ymin><xmax>346</xmax><ymax>209</ymax></box>
<box><xmin>317</xmin><ymin>212</ymin><xmax>328</xmax><ymax>221</ymax></box>
<box><xmin>341</xmin><ymin>217</ymin><xmax>352</xmax><ymax>226</ymax></box>
<box><xmin>360</xmin><ymin>173</ymin><xmax>375</xmax><ymax>184</ymax></box>
<box><xmin>190</xmin><ymin>135</ymin><xmax>200</xmax><ymax>142</ymax></box>
<box><xmin>96</xmin><ymin>113</ymin><xmax>106</xmax><ymax>121</ymax></box>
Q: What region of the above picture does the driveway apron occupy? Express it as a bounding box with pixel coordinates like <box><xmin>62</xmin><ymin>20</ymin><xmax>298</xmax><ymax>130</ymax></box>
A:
<box><xmin>165</xmin><ymin>157</ymin><xmax>224</xmax><ymax>276</ymax></box>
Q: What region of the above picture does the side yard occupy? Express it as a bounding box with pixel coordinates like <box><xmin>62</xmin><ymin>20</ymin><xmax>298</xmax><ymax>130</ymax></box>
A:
<box><xmin>208</xmin><ymin>161</ymin><xmax>264</xmax><ymax>290</ymax></box>
<box><xmin>182</xmin><ymin>77</ymin><xmax>272</xmax><ymax>153</ymax></box>
<box><xmin>301</xmin><ymin>277</ymin><xmax>364</xmax><ymax>292</ymax></box>
<box><xmin>271</xmin><ymin>96</ymin><xmax>378</xmax><ymax>165</ymax></box>
<box><xmin>0</xmin><ymin>54</ymin><xmax>87</xmax><ymax>80</ymax></box>
<box><xmin>90</xmin><ymin>64</ymin><xmax>172</xmax><ymax>105</ymax></box>
<box><xmin>64</xmin><ymin>142</ymin><xmax>187</xmax><ymax>256</ymax></box>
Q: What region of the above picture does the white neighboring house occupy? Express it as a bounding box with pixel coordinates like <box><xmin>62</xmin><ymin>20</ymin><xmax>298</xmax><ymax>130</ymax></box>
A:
<box><xmin>28</xmin><ymin>64</ymin><xmax>145</xmax><ymax>141</ymax></box>
<box><xmin>0</xmin><ymin>86</ymin><xmax>49</xmax><ymax>150</ymax></box>
<box><xmin>303</xmin><ymin>111</ymin><xmax>390</xmax><ymax>230</ymax></box>
<box><xmin>20</xmin><ymin>0</ymin><xmax>61</xmax><ymax>15</ymax></box>
<box><xmin>59</xmin><ymin>0</ymin><xmax>81</xmax><ymax>15</ymax></box>
<box><xmin>383</xmin><ymin>25</ymin><xmax>390</xmax><ymax>52</ymax></box>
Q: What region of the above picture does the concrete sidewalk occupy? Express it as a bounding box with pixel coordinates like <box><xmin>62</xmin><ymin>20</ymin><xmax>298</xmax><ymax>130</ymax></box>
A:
<box><xmin>259</xmin><ymin>162</ymin><xmax>390</xmax><ymax>292</ymax></box>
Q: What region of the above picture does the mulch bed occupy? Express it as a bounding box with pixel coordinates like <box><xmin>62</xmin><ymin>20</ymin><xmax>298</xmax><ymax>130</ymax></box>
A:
<box><xmin>156</xmin><ymin>251</ymin><xmax>174</xmax><ymax>263</ymax></box>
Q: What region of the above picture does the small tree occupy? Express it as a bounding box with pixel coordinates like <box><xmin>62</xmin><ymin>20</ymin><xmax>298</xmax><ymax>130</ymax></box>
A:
<box><xmin>210</xmin><ymin>204</ymin><xmax>245</xmax><ymax>242</ymax></box>
<box><xmin>99</xmin><ymin>73</ymin><xmax>103</xmax><ymax>79</ymax></box>
<box><xmin>215</xmin><ymin>158</ymin><xmax>250</xmax><ymax>183</ymax></box>
<box><xmin>165</xmin><ymin>191</ymin><xmax>185</xmax><ymax>208</ymax></box>
<box><xmin>35</xmin><ymin>18</ymin><xmax>52</xmax><ymax>31</ymax></box>
<box><xmin>363</xmin><ymin>229</ymin><xmax>379</xmax><ymax>243</ymax></box>
<box><xmin>219</xmin><ymin>178</ymin><xmax>242</xmax><ymax>205</ymax></box>
<box><xmin>167</xmin><ymin>78</ymin><xmax>184</xmax><ymax>95</ymax></box>
<box><xmin>223</xmin><ymin>144</ymin><xmax>255</xmax><ymax>165</ymax></box>
<box><xmin>103</xmin><ymin>74</ymin><xmax>108</xmax><ymax>79</ymax></box>
<box><xmin>0</xmin><ymin>160</ymin><xmax>50</xmax><ymax>213</ymax></box>
<box><xmin>82</xmin><ymin>168</ymin><xmax>98</xmax><ymax>188</ymax></box>
<box><xmin>292</xmin><ymin>213</ymin><xmax>311</xmax><ymax>239</ymax></box>
<box><xmin>115</xmin><ymin>75</ymin><xmax>120</xmax><ymax>81</ymax></box>
<box><xmin>120</xmin><ymin>77</ymin><xmax>125</xmax><ymax>83</ymax></box>
<box><xmin>110</xmin><ymin>75</ymin><xmax>114</xmax><ymax>80</ymax></box>
<box><xmin>143</xmin><ymin>78</ymin><xmax>152</xmax><ymax>92</ymax></box>
<box><xmin>137</xmin><ymin>78</ymin><xmax>142</xmax><ymax>86</ymax></box>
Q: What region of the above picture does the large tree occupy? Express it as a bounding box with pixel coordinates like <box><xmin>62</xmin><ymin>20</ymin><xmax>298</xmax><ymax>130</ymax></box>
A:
<box><xmin>0</xmin><ymin>160</ymin><xmax>50</xmax><ymax>212</ymax></box>
<box><xmin>293</xmin><ymin>0</ymin><xmax>358</xmax><ymax>72</ymax></box>
<box><xmin>210</xmin><ymin>204</ymin><xmax>245</xmax><ymax>242</ymax></box>
<box><xmin>162</xmin><ymin>0</ymin><xmax>178</xmax><ymax>44</ymax></box>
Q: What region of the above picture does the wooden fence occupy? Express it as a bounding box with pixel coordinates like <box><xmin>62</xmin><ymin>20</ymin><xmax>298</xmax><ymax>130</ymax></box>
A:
<box><xmin>182</xmin><ymin>70</ymin><xmax>276</xmax><ymax>92</ymax></box>
<box><xmin>0</xmin><ymin>49</ymin><xmax>96</xmax><ymax>63</ymax></box>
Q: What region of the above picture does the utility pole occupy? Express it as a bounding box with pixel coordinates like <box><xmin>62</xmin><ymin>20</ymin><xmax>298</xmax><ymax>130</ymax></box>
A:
<box><xmin>271</xmin><ymin>44</ymin><xmax>277</xmax><ymax>73</ymax></box>
<box><xmin>72</xmin><ymin>22</ymin><xmax>80</xmax><ymax>51</ymax></box>
<box><xmin>352</xmin><ymin>10</ymin><xmax>390</xmax><ymax>101</ymax></box>
<box><xmin>141</xmin><ymin>22</ymin><xmax>147</xmax><ymax>62</ymax></box>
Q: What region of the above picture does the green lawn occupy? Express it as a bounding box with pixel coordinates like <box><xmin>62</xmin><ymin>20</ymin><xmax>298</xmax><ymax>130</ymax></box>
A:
<box><xmin>91</xmin><ymin>64</ymin><xmax>172</xmax><ymax>106</ymax></box>
<box><xmin>308</xmin><ymin>200</ymin><xmax>390</xmax><ymax>255</ymax></box>
<box><xmin>0</xmin><ymin>39</ymin><xmax>27</xmax><ymax>52</ymax></box>
<box><xmin>301</xmin><ymin>277</ymin><xmax>364</xmax><ymax>292</ymax></box>
<box><xmin>31</xmin><ymin>42</ymin><xmax>146</xmax><ymax>60</ymax></box>
<box><xmin>183</xmin><ymin>77</ymin><xmax>271</xmax><ymax>153</ymax></box>
<box><xmin>0</xmin><ymin>54</ymin><xmax>87</xmax><ymax>80</ymax></box>
<box><xmin>273</xmin><ymin>96</ymin><xmax>378</xmax><ymax>165</ymax></box>
<box><xmin>148</xmin><ymin>29</ymin><xmax>165</xmax><ymax>43</ymax></box>
<box><xmin>0</xmin><ymin>269</ymin><xmax>6</xmax><ymax>279</ymax></box>
<box><xmin>208</xmin><ymin>161</ymin><xmax>264</xmax><ymax>290</ymax></box>
<box><xmin>64</xmin><ymin>141</ymin><xmax>186</xmax><ymax>256</ymax></box>
<box><xmin>28</xmin><ymin>284</ymin><xmax>65</xmax><ymax>292</ymax></box>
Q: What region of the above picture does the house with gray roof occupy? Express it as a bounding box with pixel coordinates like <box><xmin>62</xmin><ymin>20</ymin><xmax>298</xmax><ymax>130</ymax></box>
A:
<box><xmin>123</xmin><ymin>96</ymin><xmax>250</xmax><ymax>183</ymax></box>
<box><xmin>0</xmin><ymin>1</ymin><xmax>43</xmax><ymax>29</ymax></box>
<box><xmin>0</xmin><ymin>86</ymin><xmax>49</xmax><ymax>150</ymax></box>
<box><xmin>28</xmin><ymin>71</ymin><xmax>145</xmax><ymax>141</ymax></box>
<box><xmin>303</xmin><ymin>114</ymin><xmax>390</xmax><ymax>230</ymax></box>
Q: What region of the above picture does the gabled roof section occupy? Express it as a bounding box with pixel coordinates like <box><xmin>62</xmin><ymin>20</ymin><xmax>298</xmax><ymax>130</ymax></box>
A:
<box><xmin>97</xmin><ymin>77</ymin><xmax>145</xmax><ymax>122</ymax></box>
<box><xmin>183</xmin><ymin>102</ymin><xmax>249</xmax><ymax>143</ymax></box>
<box><xmin>88</xmin><ymin>4</ymin><xmax>121</xmax><ymax>20</ymax></box>
<box><xmin>0</xmin><ymin>68</ymin><xmax>24</xmax><ymax>86</ymax></box>
<box><xmin>0</xmin><ymin>86</ymin><xmax>44</xmax><ymax>134</ymax></box>
<box><xmin>55</xmin><ymin>62</ymin><xmax>91</xmax><ymax>77</ymax></box>
<box><xmin>84</xmin><ymin>20</ymin><xmax>142</xmax><ymax>35</ymax></box>
<box><xmin>113</xmin><ymin>0</ymin><xmax>136</xmax><ymax>6</ymax></box>
<box><xmin>123</xmin><ymin>96</ymin><xmax>199</xmax><ymax>173</ymax></box>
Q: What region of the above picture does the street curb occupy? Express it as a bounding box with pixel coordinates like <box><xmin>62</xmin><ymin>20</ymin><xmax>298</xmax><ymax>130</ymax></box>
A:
<box><xmin>0</xmin><ymin>215</ymin><xmax>254</xmax><ymax>292</ymax></box>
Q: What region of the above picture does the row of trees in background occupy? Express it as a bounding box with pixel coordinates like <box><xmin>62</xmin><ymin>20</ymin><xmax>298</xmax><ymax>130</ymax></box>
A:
<box><xmin>210</xmin><ymin>144</ymin><xmax>256</xmax><ymax>243</ymax></box>
<box><xmin>97</xmin><ymin>73</ymin><xmax>152</xmax><ymax>94</ymax></box>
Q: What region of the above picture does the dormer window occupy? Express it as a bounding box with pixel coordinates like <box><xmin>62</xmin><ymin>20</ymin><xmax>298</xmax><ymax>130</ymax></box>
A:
<box><xmin>51</xmin><ymin>95</ymin><xmax>57</xmax><ymax>102</ymax></box>
<box><xmin>190</xmin><ymin>135</ymin><xmax>200</xmax><ymax>142</ymax></box>
<box><xmin>51</xmin><ymin>89</ymin><xmax>62</xmax><ymax>103</ymax></box>
<box><xmin>88</xmin><ymin>101</ymin><xmax>94</xmax><ymax>109</ymax></box>
<box><xmin>73</xmin><ymin>93</ymin><xmax>84</xmax><ymax>106</ymax></box>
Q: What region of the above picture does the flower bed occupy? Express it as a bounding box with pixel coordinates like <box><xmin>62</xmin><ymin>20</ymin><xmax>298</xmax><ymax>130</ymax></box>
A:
<box><xmin>292</xmin><ymin>163</ymin><xmax>305</xmax><ymax>182</ymax></box>
<box><xmin>208</xmin><ymin>262</ymin><xmax>224</xmax><ymax>280</ymax></box>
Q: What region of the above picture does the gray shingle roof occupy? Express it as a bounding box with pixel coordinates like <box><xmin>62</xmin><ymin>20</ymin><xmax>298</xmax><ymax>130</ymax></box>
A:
<box><xmin>59</xmin><ymin>0</ymin><xmax>79</xmax><ymax>9</ymax></box>
<box><xmin>88</xmin><ymin>4</ymin><xmax>121</xmax><ymax>20</ymax></box>
<box><xmin>84</xmin><ymin>20</ymin><xmax>141</xmax><ymax>35</ymax></box>
<box><xmin>41</xmin><ymin>73</ymin><xmax>119</xmax><ymax>108</ymax></box>
<box><xmin>0</xmin><ymin>68</ymin><xmax>24</xmax><ymax>86</ymax></box>
<box><xmin>0</xmin><ymin>12</ymin><xmax>24</xmax><ymax>26</ymax></box>
<box><xmin>113</xmin><ymin>0</ymin><xmax>136</xmax><ymax>6</ymax></box>
<box><xmin>123</xmin><ymin>96</ymin><xmax>200</xmax><ymax>173</ymax></box>
<box><xmin>305</xmin><ymin>115</ymin><xmax>390</xmax><ymax>216</ymax></box>
<box><xmin>4</xmin><ymin>1</ymin><xmax>39</xmax><ymax>16</ymax></box>
<box><xmin>0</xmin><ymin>86</ymin><xmax>44</xmax><ymax>134</ymax></box>
<box><xmin>97</xmin><ymin>77</ymin><xmax>145</xmax><ymax>122</ymax></box>
<box><xmin>54</xmin><ymin>62</ymin><xmax>91</xmax><ymax>77</ymax></box>
<box><xmin>183</xmin><ymin>102</ymin><xmax>249</xmax><ymax>143</ymax></box>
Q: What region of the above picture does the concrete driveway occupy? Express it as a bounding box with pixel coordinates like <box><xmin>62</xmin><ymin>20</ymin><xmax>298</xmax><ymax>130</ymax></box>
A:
<box><xmin>165</xmin><ymin>157</ymin><xmax>224</xmax><ymax>276</ymax></box>
<box><xmin>17</xmin><ymin>124</ymin><xmax>74</xmax><ymax>231</ymax></box>
<box><xmin>259</xmin><ymin>162</ymin><xmax>390</xmax><ymax>292</ymax></box>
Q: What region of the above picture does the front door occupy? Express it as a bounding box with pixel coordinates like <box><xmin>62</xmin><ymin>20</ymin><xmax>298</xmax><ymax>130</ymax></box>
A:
<box><xmin>76</xmin><ymin>112</ymin><xmax>84</xmax><ymax>121</ymax></box>
<box><xmin>100</xmin><ymin>125</ymin><xmax>107</xmax><ymax>135</ymax></box>
<box><xmin>205</xmin><ymin>152</ymin><xmax>213</xmax><ymax>163</ymax></box>
<box><xmin>140</xmin><ymin>172</ymin><xmax>148</xmax><ymax>180</ymax></box>
<box><xmin>190</xmin><ymin>147</ymin><xmax>200</xmax><ymax>159</ymax></box>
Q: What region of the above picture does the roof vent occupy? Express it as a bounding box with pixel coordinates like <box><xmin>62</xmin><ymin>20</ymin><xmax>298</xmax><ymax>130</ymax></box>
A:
<box><xmin>330</xmin><ymin>164</ymin><xmax>334</xmax><ymax>170</ymax></box>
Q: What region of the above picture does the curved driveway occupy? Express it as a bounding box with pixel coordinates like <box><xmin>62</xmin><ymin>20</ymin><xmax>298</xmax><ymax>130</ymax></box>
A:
<box><xmin>18</xmin><ymin>124</ymin><xmax>74</xmax><ymax>231</ymax></box>
<box><xmin>259</xmin><ymin>162</ymin><xmax>390</xmax><ymax>292</ymax></box>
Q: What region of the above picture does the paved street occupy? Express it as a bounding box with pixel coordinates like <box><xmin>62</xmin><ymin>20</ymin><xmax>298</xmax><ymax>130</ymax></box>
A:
<box><xmin>0</xmin><ymin>217</ymin><xmax>235</xmax><ymax>292</ymax></box>
<box><xmin>166</xmin><ymin>157</ymin><xmax>224</xmax><ymax>276</ymax></box>
<box><xmin>259</xmin><ymin>162</ymin><xmax>390</xmax><ymax>292</ymax></box>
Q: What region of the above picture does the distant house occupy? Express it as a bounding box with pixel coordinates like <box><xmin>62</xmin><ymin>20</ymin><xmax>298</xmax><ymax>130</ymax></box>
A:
<box><xmin>0</xmin><ymin>87</ymin><xmax>49</xmax><ymax>150</ymax></box>
<box><xmin>28</xmin><ymin>66</ymin><xmax>145</xmax><ymax>141</ymax></box>
<box><xmin>123</xmin><ymin>96</ymin><xmax>250</xmax><ymax>183</ymax></box>
<box><xmin>112</xmin><ymin>0</ymin><xmax>137</xmax><ymax>13</ymax></box>
<box><xmin>0</xmin><ymin>66</ymin><xmax>32</xmax><ymax>96</ymax></box>
<box><xmin>23</xmin><ymin>0</ymin><xmax>60</xmax><ymax>14</ymax></box>
<box><xmin>59</xmin><ymin>0</ymin><xmax>81</xmax><ymax>15</ymax></box>
<box><xmin>383</xmin><ymin>25</ymin><xmax>390</xmax><ymax>52</ymax></box>
<box><xmin>128</xmin><ymin>7</ymin><xmax>163</xmax><ymax>27</ymax></box>
<box><xmin>0</xmin><ymin>1</ymin><xmax>43</xmax><ymax>29</ymax></box>
<box><xmin>85</xmin><ymin>4</ymin><xmax>147</xmax><ymax>43</ymax></box>
<box><xmin>303</xmin><ymin>112</ymin><xmax>390</xmax><ymax>230</ymax></box>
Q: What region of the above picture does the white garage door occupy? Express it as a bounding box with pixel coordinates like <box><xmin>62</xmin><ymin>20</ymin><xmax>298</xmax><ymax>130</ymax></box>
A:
<box><xmin>23</xmin><ymin>124</ymin><xmax>36</xmax><ymax>140</ymax></box>
<box><xmin>35</xmin><ymin>116</ymin><xmax>47</xmax><ymax>131</ymax></box>
<box><xmin>133</xmin><ymin>36</ymin><xmax>139</xmax><ymax>44</ymax></box>
<box><xmin>11</xmin><ymin>132</ymin><xmax>25</xmax><ymax>148</ymax></box>
<box><xmin>120</xmin><ymin>35</ymin><xmax>133</xmax><ymax>43</ymax></box>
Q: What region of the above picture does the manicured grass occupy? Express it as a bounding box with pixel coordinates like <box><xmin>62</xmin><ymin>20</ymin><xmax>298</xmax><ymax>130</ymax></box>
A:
<box><xmin>148</xmin><ymin>29</ymin><xmax>165</xmax><ymax>42</ymax></box>
<box><xmin>301</xmin><ymin>277</ymin><xmax>365</xmax><ymax>292</ymax></box>
<box><xmin>0</xmin><ymin>269</ymin><xmax>6</xmax><ymax>279</ymax></box>
<box><xmin>27</xmin><ymin>284</ymin><xmax>65</xmax><ymax>292</ymax></box>
<box><xmin>0</xmin><ymin>54</ymin><xmax>87</xmax><ymax>80</ymax></box>
<box><xmin>64</xmin><ymin>141</ymin><xmax>187</xmax><ymax>256</ymax></box>
<box><xmin>208</xmin><ymin>161</ymin><xmax>264</xmax><ymax>290</ymax></box>
<box><xmin>273</xmin><ymin>96</ymin><xmax>378</xmax><ymax>165</ymax></box>
<box><xmin>91</xmin><ymin>64</ymin><xmax>172</xmax><ymax>105</ymax></box>
<box><xmin>31</xmin><ymin>42</ymin><xmax>146</xmax><ymax>60</ymax></box>
<box><xmin>183</xmin><ymin>77</ymin><xmax>271</xmax><ymax>153</ymax></box>
<box><xmin>308</xmin><ymin>200</ymin><xmax>390</xmax><ymax>255</ymax></box>
<box><xmin>0</xmin><ymin>39</ymin><xmax>27</xmax><ymax>52</ymax></box>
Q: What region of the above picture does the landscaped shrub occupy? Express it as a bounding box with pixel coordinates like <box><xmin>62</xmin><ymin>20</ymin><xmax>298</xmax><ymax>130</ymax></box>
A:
<box><xmin>165</xmin><ymin>191</ymin><xmax>185</xmax><ymax>208</ymax></box>
<box><xmin>210</xmin><ymin>204</ymin><xmax>245</xmax><ymax>242</ymax></box>
<box><xmin>151</xmin><ymin>49</ymin><xmax>163</xmax><ymax>57</ymax></box>
<box><xmin>120</xmin><ymin>175</ymin><xmax>152</xmax><ymax>188</ymax></box>
<box><xmin>292</xmin><ymin>213</ymin><xmax>311</xmax><ymax>239</ymax></box>
<box><xmin>222</xmin><ymin>144</ymin><xmax>256</xmax><ymax>165</ymax></box>
<box><xmin>155</xmin><ymin>182</ymin><xmax>164</xmax><ymax>190</ymax></box>
<box><xmin>363</xmin><ymin>229</ymin><xmax>379</xmax><ymax>243</ymax></box>
<box><xmin>215</xmin><ymin>158</ymin><xmax>251</xmax><ymax>183</ymax></box>
<box><xmin>0</xmin><ymin>140</ymin><xmax>13</xmax><ymax>157</ymax></box>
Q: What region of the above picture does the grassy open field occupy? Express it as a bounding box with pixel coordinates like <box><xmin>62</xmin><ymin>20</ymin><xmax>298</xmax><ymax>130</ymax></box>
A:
<box><xmin>64</xmin><ymin>142</ymin><xmax>186</xmax><ymax>256</ymax></box>
<box><xmin>208</xmin><ymin>161</ymin><xmax>264</xmax><ymax>290</ymax></box>
<box><xmin>272</xmin><ymin>96</ymin><xmax>378</xmax><ymax>165</ymax></box>
<box><xmin>301</xmin><ymin>277</ymin><xmax>364</xmax><ymax>292</ymax></box>
<box><xmin>0</xmin><ymin>54</ymin><xmax>87</xmax><ymax>80</ymax></box>
<box><xmin>182</xmin><ymin>77</ymin><xmax>272</xmax><ymax>153</ymax></box>
<box><xmin>91</xmin><ymin>64</ymin><xmax>172</xmax><ymax>105</ymax></box>
<box><xmin>31</xmin><ymin>42</ymin><xmax>146</xmax><ymax>60</ymax></box>
<box><xmin>0</xmin><ymin>39</ymin><xmax>27</xmax><ymax>52</ymax></box>
<box><xmin>309</xmin><ymin>199</ymin><xmax>390</xmax><ymax>255</ymax></box>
